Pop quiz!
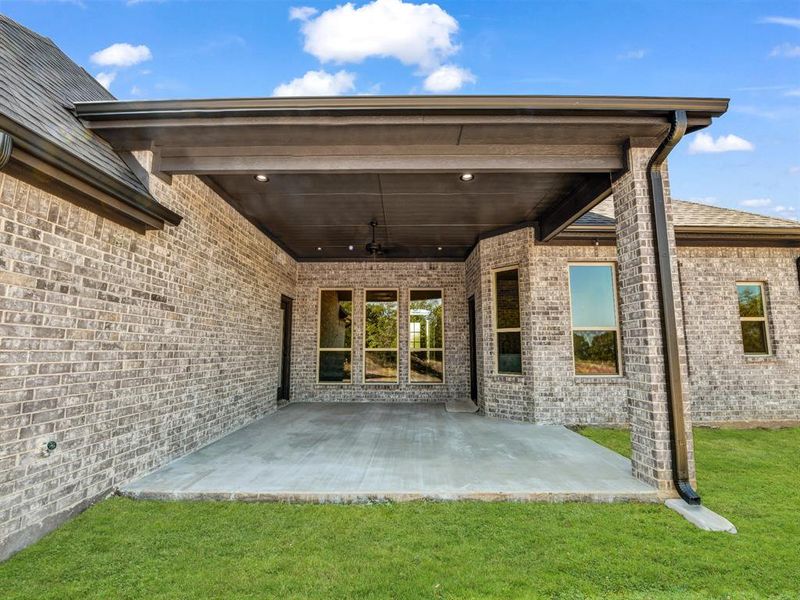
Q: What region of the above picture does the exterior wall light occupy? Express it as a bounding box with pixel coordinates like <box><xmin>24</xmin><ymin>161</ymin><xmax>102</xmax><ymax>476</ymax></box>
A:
<box><xmin>459</xmin><ymin>173</ymin><xmax>474</xmax><ymax>182</ymax></box>
<box><xmin>254</xmin><ymin>174</ymin><xmax>269</xmax><ymax>183</ymax></box>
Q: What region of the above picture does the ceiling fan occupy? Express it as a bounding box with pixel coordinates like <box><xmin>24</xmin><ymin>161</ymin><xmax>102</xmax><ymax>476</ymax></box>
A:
<box><xmin>365</xmin><ymin>220</ymin><xmax>385</xmax><ymax>258</ymax></box>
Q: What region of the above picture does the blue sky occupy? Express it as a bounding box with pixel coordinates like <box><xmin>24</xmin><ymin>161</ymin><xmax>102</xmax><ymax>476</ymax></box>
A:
<box><xmin>2</xmin><ymin>0</ymin><xmax>798</xmax><ymax>219</ymax></box>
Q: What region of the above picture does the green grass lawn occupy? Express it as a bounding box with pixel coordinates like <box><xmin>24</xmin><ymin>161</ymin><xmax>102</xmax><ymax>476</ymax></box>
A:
<box><xmin>1</xmin><ymin>428</ymin><xmax>798</xmax><ymax>599</ymax></box>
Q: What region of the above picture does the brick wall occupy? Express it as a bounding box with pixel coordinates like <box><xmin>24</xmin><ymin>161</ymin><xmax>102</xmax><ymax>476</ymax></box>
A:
<box><xmin>291</xmin><ymin>261</ymin><xmax>469</xmax><ymax>402</ymax></box>
<box><xmin>472</xmin><ymin>227</ymin><xmax>537</xmax><ymax>421</ymax></box>
<box><xmin>0</xmin><ymin>154</ymin><xmax>296</xmax><ymax>560</ymax></box>
<box><xmin>527</xmin><ymin>243</ymin><xmax>629</xmax><ymax>425</ymax></box>
<box><xmin>678</xmin><ymin>246</ymin><xmax>800</xmax><ymax>423</ymax></box>
<box><xmin>2</xmin><ymin>151</ymin><xmax>799</xmax><ymax>557</ymax></box>
<box><xmin>470</xmin><ymin>229</ymin><xmax>800</xmax><ymax>431</ymax></box>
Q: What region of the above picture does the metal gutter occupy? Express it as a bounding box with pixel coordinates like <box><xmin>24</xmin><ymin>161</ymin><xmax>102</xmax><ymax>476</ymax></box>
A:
<box><xmin>559</xmin><ymin>224</ymin><xmax>800</xmax><ymax>245</ymax></box>
<box><xmin>0</xmin><ymin>117</ymin><xmax>181</xmax><ymax>228</ymax></box>
<box><xmin>73</xmin><ymin>94</ymin><xmax>730</xmax><ymax>121</ymax></box>
<box><xmin>648</xmin><ymin>110</ymin><xmax>701</xmax><ymax>505</ymax></box>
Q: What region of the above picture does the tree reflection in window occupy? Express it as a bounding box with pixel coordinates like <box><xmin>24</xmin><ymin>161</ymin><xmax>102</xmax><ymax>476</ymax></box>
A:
<box><xmin>569</xmin><ymin>264</ymin><xmax>621</xmax><ymax>376</ymax></box>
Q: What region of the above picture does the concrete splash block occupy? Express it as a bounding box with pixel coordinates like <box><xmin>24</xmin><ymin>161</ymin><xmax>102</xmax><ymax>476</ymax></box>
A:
<box><xmin>666</xmin><ymin>499</ymin><xmax>737</xmax><ymax>533</ymax></box>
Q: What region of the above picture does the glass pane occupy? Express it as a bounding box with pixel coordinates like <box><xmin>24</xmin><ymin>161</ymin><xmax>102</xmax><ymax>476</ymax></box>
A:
<box><xmin>741</xmin><ymin>321</ymin><xmax>768</xmax><ymax>354</ymax></box>
<box><xmin>365</xmin><ymin>290</ymin><xmax>398</xmax><ymax>349</ymax></box>
<box><xmin>573</xmin><ymin>330</ymin><xmax>619</xmax><ymax>375</ymax></box>
<box><xmin>497</xmin><ymin>331</ymin><xmax>522</xmax><ymax>374</ymax></box>
<box><xmin>569</xmin><ymin>265</ymin><xmax>617</xmax><ymax>328</ymax></box>
<box><xmin>318</xmin><ymin>351</ymin><xmax>352</xmax><ymax>383</ymax></box>
<box><xmin>410</xmin><ymin>350</ymin><xmax>444</xmax><ymax>383</ymax></box>
<box><xmin>495</xmin><ymin>269</ymin><xmax>520</xmax><ymax>329</ymax></box>
<box><xmin>365</xmin><ymin>351</ymin><xmax>398</xmax><ymax>383</ymax></box>
<box><xmin>410</xmin><ymin>290</ymin><xmax>443</xmax><ymax>350</ymax></box>
<box><xmin>319</xmin><ymin>290</ymin><xmax>352</xmax><ymax>349</ymax></box>
<box><xmin>737</xmin><ymin>284</ymin><xmax>764</xmax><ymax>318</ymax></box>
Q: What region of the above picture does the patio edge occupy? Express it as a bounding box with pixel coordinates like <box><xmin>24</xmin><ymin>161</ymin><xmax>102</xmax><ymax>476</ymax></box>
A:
<box><xmin>117</xmin><ymin>489</ymin><xmax>661</xmax><ymax>504</ymax></box>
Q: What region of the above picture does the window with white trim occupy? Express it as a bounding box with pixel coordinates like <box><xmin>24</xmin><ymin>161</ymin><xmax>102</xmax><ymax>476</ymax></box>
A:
<box><xmin>736</xmin><ymin>282</ymin><xmax>771</xmax><ymax>355</ymax></box>
<box><xmin>568</xmin><ymin>263</ymin><xmax>621</xmax><ymax>376</ymax></box>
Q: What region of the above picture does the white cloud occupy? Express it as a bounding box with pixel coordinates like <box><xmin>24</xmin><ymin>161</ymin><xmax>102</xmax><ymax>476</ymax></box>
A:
<box><xmin>785</xmin><ymin>88</ymin><xmax>800</xmax><ymax>97</ymax></box>
<box><xmin>789</xmin><ymin>166</ymin><xmax>800</xmax><ymax>174</ymax></box>
<box><xmin>90</xmin><ymin>43</ymin><xmax>152</xmax><ymax>67</ymax></box>
<box><xmin>687</xmin><ymin>196</ymin><xmax>718</xmax><ymax>205</ymax></box>
<box><xmin>272</xmin><ymin>69</ymin><xmax>356</xmax><ymax>96</ymax></box>
<box><xmin>422</xmin><ymin>64</ymin><xmax>475</xmax><ymax>92</ymax></box>
<box><xmin>735</xmin><ymin>84</ymin><xmax>792</xmax><ymax>92</ymax></box>
<box><xmin>759</xmin><ymin>16</ymin><xmax>800</xmax><ymax>29</ymax></box>
<box><xmin>772</xmin><ymin>205</ymin><xmax>798</xmax><ymax>220</ymax></box>
<box><xmin>290</xmin><ymin>6</ymin><xmax>318</xmax><ymax>21</ymax></box>
<box><xmin>739</xmin><ymin>198</ymin><xmax>772</xmax><ymax>208</ymax></box>
<box><xmin>770</xmin><ymin>43</ymin><xmax>800</xmax><ymax>58</ymax></box>
<box><xmin>297</xmin><ymin>0</ymin><xmax>459</xmax><ymax>71</ymax></box>
<box><xmin>617</xmin><ymin>49</ymin><xmax>647</xmax><ymax>60</ymax></box>
<box><xmin>688</xmin><ymin>132</ymin><xmax>755</xmax><ymax>154</ymax></box>
<box><xmin>94</xmin><ymin>71</ymin><xmax>116</xmax><ymax>90</ymax></box>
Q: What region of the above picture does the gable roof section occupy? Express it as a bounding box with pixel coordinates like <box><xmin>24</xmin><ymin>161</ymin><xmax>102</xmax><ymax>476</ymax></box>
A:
<box><xmin>0</xmin><ymin>15</ymin><xmax>180</xmax><ymax>230</ymax></box>
<box><xmin>568</xmin><ymin>198</ymin><xmax>800</xmax><ymax>245</ymax></box>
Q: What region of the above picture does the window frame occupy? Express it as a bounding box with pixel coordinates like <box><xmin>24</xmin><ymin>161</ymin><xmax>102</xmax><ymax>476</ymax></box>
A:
<box><xmin>316</xmin><ymin>288</ymin><xmax>354</xmax><ymax>385</ymax></box>
<box><xmin>363</xmin><ymin>288</ymin><xmax>400</xmax><ymax>384</ymax></box>
<box><xmin>492</xmin><ymin>265</ymin><xmax>523</xmax><ymax>376</ymax></box>
<box><xmin>736</xmin><ymin>281</ymin><xmax>772</xmax><ymax>356</ymax></box>
<box><xmin>408</xmin><ymin>288</ymin><xmax>445</xmax><ymax>385</ymax></box>
<box><xmin>567</xmin><ymin>261</ymin><xmax>623</xmax><ymax>378</ymax></box>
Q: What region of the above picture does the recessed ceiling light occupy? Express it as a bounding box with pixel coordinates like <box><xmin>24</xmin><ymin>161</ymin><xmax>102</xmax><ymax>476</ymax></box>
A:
<box><xmin>437</xmin><ymin>246</ymin><xmax>443</xmax><ymax>251</ymax></box>
<box><xmin>459</xmin><ymin>173</ymin><xmax>474</xmax><ymax>182</ymax></box>
<box><xmin>348</xmin><ymin>245</ymin><xmax>354</xmax><ymax>251</ymax></box>
<box><xmin>254</xmin><ymin>174</ymin><xmax>269</xmax><ymax>183</ymax></box>
<box><xmin>316</xmin><ymin>247</ymin><xmax>323</xmax><ymax>251</ymax></box>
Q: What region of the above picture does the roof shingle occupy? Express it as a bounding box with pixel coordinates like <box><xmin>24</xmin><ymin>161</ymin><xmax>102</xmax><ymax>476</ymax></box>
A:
<box><xmin>575</xmin><ymin>198</ymin><xmax>799</xmax><ymax>230</ymax></box>
<box><xmin>0</xmin><ymin>15</ymin><xmax>149</xmax><ymax>197</ymax></box>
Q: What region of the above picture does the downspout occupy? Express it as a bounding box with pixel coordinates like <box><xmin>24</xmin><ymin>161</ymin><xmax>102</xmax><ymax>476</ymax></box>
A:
<box><xmin>647</xmin><ymin>110</ymin><xmax>701</xmax><ymax>505</ymax></box>
<box><xmin>0</xmin><ymin>130</ymin><xmax>12</xmax><ymax>170</ymax></box>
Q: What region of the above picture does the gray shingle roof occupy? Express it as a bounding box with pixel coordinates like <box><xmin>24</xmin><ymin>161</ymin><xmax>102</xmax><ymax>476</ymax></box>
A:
<box><xmin>574</xmin><ymin>198</ymin><xmax>800</xmax><ymax>230</ymax></box>
<box><xmin>0</xmin><ymin>14</ymin><xmax>149</xmax><ymax>196</ymax></box>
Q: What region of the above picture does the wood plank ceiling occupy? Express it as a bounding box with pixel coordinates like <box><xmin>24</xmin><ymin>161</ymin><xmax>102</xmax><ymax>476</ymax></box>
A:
<box><xmin>74</xmin><ymin>96</ymin><xmax>729</xmax><ymax>260</ymax></box>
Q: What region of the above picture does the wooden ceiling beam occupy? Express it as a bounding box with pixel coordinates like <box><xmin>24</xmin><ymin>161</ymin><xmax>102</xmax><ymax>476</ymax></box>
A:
<box><xmin>158</xmin><ymin>153</ymin><xmax>623</xmax><ymax>175</ymax></box>
<box><xmin>537</xmin><ymin>174</ymin><xmax>614</xmax><ymax>242</ymax></box>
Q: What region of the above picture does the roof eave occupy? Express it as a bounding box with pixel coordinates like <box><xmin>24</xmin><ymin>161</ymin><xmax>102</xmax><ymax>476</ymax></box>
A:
<box><xmin>0</xmin><ymin>116</ymin><xmax>181</xmax><ymax>229</ymax></box>
<box><xmin>559</xmin><ymin>224</ymin><xmax>800</xmax><ymax>247</ymax></box>
<box><xmin>72</xmin><ymin>94</ymin><xmax>730</xmax><ymax>122</ymax></box>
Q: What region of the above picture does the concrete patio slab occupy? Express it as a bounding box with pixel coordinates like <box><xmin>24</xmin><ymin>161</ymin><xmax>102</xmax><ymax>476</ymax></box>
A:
<box><xmin>120</xmin><ymin>403</ymin><xmax>658</xmax><ymax>503</ymax></box>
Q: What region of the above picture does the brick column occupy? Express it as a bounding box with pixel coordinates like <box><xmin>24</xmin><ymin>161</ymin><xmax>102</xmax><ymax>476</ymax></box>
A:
<box><xmin>612</xmin><ymin>143</ymin><xmax>695</xmax><ymax>494</ymax></box>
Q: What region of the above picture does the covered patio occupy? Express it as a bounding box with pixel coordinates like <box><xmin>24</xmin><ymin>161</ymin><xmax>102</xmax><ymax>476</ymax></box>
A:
<box><xmin>71</xmin><ymin>95</ymin><xmax>732</xmax><ymax>500</ymax></box>
<box><xmin>121</xmin><ymin>403</ymin><xmax>657</xmax><ymax>503</ymax></box>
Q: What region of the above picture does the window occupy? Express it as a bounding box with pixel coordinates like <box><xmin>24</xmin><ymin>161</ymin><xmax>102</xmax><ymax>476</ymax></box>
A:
<box><xmin>318</xmin><ymin>290</ymin><xmax>352</xmax><ymax>383</ymax></box>
<box><xmin>409</xmin><ymin>290</ymin><xmax>444</xmax><ymax>383</ymax></box>
<box><xmin>737</xmin><ymin>282</ymin><xmax>770</xmax><ymax>355</ymax></box>
<box><xmin>364</xmin><ymin>290</ymin><xmax>398</xmax><ymax>383</ymax></box>
<box><xmin>493</xmin><ymin>267</ymin><xmax>522</xmax><ymax>374</ymax></box>
<box><xmin>568</xmin><ymin>263</ymin><xmax>621</xmax><ymax>376</ymax></box>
